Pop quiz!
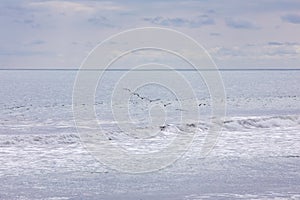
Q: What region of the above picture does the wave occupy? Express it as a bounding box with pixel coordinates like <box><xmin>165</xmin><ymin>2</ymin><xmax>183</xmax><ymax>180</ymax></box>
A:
<box><xmin>221</xmin><ymin>115</ymin><xmax>300</xmax><ymax>131</ymax></box>
<box><xmin>159</xmin><ymin>115</ymin><xmax>300</xmax><ymax>132</ymax></box>
<box><xmin>0</xmin><ymin>115</ymin><xmax>299</xmax><ymax>147</ymax></box>
<box><xmin>0</xmin><ymin>133</ymin><xmax>80</xmax><ymax>147</ymax></box>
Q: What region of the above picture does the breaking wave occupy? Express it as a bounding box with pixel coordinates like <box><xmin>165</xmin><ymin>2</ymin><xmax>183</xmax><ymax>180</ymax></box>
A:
<box><xmin>0</xmin><ymin>115</ymin><xmax>299</xmax><ymax>147</ymax></box>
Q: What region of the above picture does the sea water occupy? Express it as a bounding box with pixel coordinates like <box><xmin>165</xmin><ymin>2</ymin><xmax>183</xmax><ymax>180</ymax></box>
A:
<box><xmin>0</xmin><ymin>69</ymin><xmax>300</xmax><ymax>199</ymax></box>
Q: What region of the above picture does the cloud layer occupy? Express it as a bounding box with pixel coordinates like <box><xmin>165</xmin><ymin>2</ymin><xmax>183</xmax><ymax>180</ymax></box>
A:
<box><xmin>0</xmin><ymin>0</ymin><xmax>299</xmax><ymax>68</ymax></box>
<box><xmin>281</xmin><ymin>14</ymin><xmax>300</xmax><ymax>24</ymax></box>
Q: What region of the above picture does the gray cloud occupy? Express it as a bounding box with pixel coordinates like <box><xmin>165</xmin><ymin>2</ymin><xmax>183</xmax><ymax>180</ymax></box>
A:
<box><xmin>214</xmin><ymin>47</ymin><xmax>245</xmax><ymax>57</ymax></box>
<box><xmin>210</xmin><ymin>32</ymin><xmax>221</xmax><ymax>36</ymax></box>
<box><xmin>0</xmin><ymin>50</ymin><xmax>51</xmax><ymax>56</ymax></box>
<box><xmin>13</xmin><ymin>18</ymin><xmax>40</xmax><ymax>28</ymax></box>
<box><xmin>144</xmin><ymin>15</ymin><xmax>215</xmax><ymax>28</ymax></box>
<box><xmin>268</xmin><ymin>41</ymin><xmax>299</xmax><ymax>46</ymax></box>
<box><xmin>27</xmin><ymin>40</ymin><xmax>45</xmax><ymax>46</ymax></box>
<box><xmin>266</xmin><ymin>49</ymin><xmax>298</xmax><ymax>56</ymax></box>
<box><xmin>268</xmin><ymin>41</ymin><xmax>285</xmax><ymax>46</ymax></box>
<box><xmin>212</xmin><ymin>42</ymin><xmax>300</xmax><ymax>59</ymax></box>
<box><xmin>87</xmin><ymin>16</ymin><xmax>114</xmax><ymax>28</ymax></box>
<box><xmin>226</xmin><ymin>19</ymin><xmax>259</xmax><ymax>29</ymax></box>
<box><xmin>281</xmin><ymin>14</ymin><xmax>300</xmax><ymax>24</ymax></box>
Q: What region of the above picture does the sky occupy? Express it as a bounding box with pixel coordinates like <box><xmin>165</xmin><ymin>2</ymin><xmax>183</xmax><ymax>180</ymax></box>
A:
<box><xmin>0</xmin><ymin>0</ymin><xmax>300</xmax><ymax>69</ymax></box>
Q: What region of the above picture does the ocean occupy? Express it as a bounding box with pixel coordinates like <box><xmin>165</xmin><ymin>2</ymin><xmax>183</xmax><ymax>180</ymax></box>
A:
<box><xmin>0</xmin><ymin>69</ymin><xmax>300</xmax><ymax>199</ymax></box>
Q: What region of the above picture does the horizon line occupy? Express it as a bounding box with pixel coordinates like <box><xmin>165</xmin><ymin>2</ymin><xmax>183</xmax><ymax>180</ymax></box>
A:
<box><xmin>1</xmin><ymin>68</ymin><xmax>300</xmax><ymax>71</ymax></box>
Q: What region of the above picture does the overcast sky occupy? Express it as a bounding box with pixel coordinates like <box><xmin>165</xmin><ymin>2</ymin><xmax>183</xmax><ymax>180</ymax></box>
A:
<box><xmin>1</xmin><ymin>0</ymin><xmax>300</xmax><ymax>69</ymax></box>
